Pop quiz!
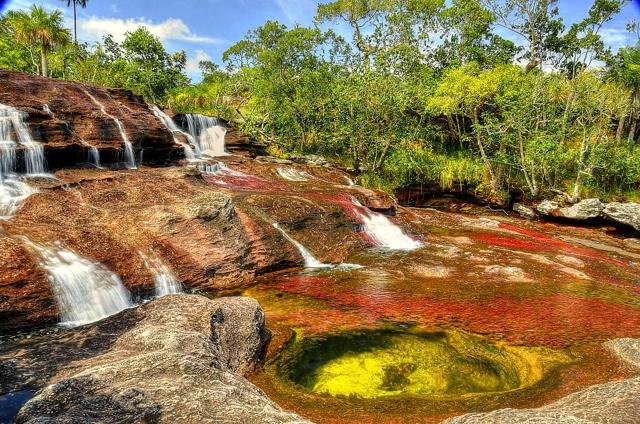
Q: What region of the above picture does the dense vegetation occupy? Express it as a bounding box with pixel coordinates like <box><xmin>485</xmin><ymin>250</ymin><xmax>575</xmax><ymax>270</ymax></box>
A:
<box><xmin>2</xmin><ymin>0</ymin><xmax>640</xmax><ymax>203</ymax></box>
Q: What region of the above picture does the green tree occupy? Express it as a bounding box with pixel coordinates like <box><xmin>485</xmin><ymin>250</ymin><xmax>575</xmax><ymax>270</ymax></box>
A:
<box><xmin>59</xmin><ymin>0</ymin><xmax>88</xmax><ymax>44</ymax></box>
<box><xmin>3</xmin><ymin>5</ymin><xmax>71</xmax><ymax>77</ymax></box>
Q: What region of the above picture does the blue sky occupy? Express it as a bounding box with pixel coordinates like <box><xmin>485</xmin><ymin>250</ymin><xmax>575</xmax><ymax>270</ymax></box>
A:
<box><xmin>3</xmin><ymin>0</ymin><xmax>640</xmax><ymax>81</ymax></box>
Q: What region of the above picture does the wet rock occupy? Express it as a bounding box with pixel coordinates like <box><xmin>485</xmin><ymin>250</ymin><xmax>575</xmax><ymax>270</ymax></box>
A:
<box><xmin>482</xmin><ymin>265</ymin><xmax>533</xmax><ymax>283</ymax></box>
<box><xmin>443</xmin><ymin>337</ymin><xmax>640</xmax><ymax>424</ymax></box>
<box><xmin>603</xmin><ymin>203</ymin><xmax>640</xmax><ymax>232</ymax></box>
<box><xmin>9</xmin><ymin>295</ymin><xmax>310</xmax><ymax>424</ymax></box>
<box><xmin>0</xmin><ymin>70</ymin><xmax>179</xmax><ymax>167</ymax></box>
<box><xmin>559</xmin><ymin>198</ymin><xmax>604</xmax><ymax>221</ymax></box>
<box><xmin>513</xmin><ymin>202</ymin><xmax>536</xmax><ymax>219</ymax></box>
<box><xmin>289</xmin><ymin>154</ymin><xmax>330</xmax><ymax>167</ymax></box>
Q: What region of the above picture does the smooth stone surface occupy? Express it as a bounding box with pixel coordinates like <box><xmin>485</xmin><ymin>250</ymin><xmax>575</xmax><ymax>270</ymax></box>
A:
<box><xmin>8</xmin><ymin>295</ymin><xmax>310</xmax><ymax>424</ymax></box>
<box><xmin>603</xmin><ymin>203</ymin><xmax>640</xmax><ymax>231</ymax></box>
<box><xmin>513</xmin><ymin>203</ymin><xmax>537</xmax><ymax>219</ymax></box>
<box><xmin>559</xmin><ymin>199</ymin><xmax>604</xmax><ymax>221</ymax></box>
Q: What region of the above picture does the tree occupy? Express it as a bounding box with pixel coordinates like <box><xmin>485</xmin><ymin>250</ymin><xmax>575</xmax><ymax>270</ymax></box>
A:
<box><xmin>59</xmin><ymin>0</ymin><xmax>88</xmax><ymax>44</ymax></box>
<box><xmin>2</xmin><ymin>6</ymin><xmax>71</xmax><ymax>77</ymax></box>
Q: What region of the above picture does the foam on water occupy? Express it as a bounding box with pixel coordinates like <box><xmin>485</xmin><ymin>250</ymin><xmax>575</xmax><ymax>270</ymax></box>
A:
<box><xmin>139</xmin><ymin>252</ymin><xmax>183</xmax><ymax>297</ymax></box>
<box><xmin>185</xmin><ymin>114</ymin><xmax>228</xmax><ymax>157</ymax></box>
<box><xmin>150</xmin><ymin>105</ymin><xmax>199</xmax><ymax>161</ymax></box>
<box><xmin>273</xmin><ymin>223</ymin><xmax>332</xmax><ymax>269</ymax></box>
<box><xmin>352</xmin><ymin>198</ymin><xmax>423</xmax><ymax>251</ymax></box>
<box><xmin>23</xmin><ymin>239</ymin><xmax>133</xmax><ymax>327</ymax></box>
<box><xmin>277</xmin><ymin>168</ymin><xmax>311</xmax><ymax>182</ymax></box>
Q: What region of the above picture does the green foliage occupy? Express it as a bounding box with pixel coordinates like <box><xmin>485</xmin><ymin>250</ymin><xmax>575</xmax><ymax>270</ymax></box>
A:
<box><xmin>1</xmin><ymin>1</ymin><xmax>638</xmax><ymax>202</ymax></box>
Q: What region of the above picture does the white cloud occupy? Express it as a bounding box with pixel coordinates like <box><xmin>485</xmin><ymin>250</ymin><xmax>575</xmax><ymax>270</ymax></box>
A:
<box><xmin>78</xmin><ymin>16</ymin><xmax>225</xmax><ymax>44</ymax></box>
<box><xmin>599</xmin><ymin>28</ymin><xmax>632</xmax><ymax>47</ymax></box>
<box><xmin>185</xmin><ymin>50</ymin><xmax>213</xmax><ymax>74</ymax></box>
<box><xmin>274</xmin><ymin>0</ymin><xmax>315</xmax><ymax>24</ymax></box>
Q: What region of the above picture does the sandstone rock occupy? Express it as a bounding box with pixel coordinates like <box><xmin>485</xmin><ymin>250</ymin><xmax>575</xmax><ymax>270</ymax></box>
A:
<box><xmin>513</xmin><ymin>202</ymin><xmax>536</xmax><ymax>219</ymax></box>
<box><xmin>443</xmin><ymin>338</ymin><xmax>640</xmax><ymax>424</ymax></box>
<box><xmin>0</xmin><ymin>70</ymin><xmax>180</xmax><ymax>167</ymax></box>
<box><xmin>4</xmin><ymin>295</ymin><xmax>310</xmax><ymax>424</ymax></box>
<box><xmin>536</xmin><ymin>200</ymin><xmax>560</xmax><ymax>216</ymax></box>
<box><xmin>255</xmin><ymin>156</ymin><xmax>294</xmax><ymax>164</ymax></box>
<box><xmin>559</xmin><ymin>198</ymin><xmax>604</xmax><ymax>221</ymax></box>
<box><xmin>603</xmin><ymin>203</ymin><xmax>640</xmax><ymax>231</ymax></box>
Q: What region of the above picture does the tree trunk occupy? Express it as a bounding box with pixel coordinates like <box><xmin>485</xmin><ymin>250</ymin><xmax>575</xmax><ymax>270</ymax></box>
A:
<box><xmin>628</xmin><ymin>117</ymin><xmax>637</xmax><ymax>145</ymax></box>
<box><xmin>616</xmin><ymin>115</ymin><xmax>625</xmax><ymax>144</ymax></box>
<box><xmin>472</xmin><ymin>108</ymin><xmax>497</xmax><ymax>193</ymax></box>
<box><xmin>73</xmin><ymin>0</ymin><xmax>78</xmax><ymax>44</ymax></box>
<box><xmin>40</xmin><ymin>48</ymin><xmax>48</xmax><ymax>77</ymax></box>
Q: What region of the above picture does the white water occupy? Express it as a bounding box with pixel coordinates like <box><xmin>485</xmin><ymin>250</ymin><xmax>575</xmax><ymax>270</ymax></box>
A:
<box><xmin>185</xmin><ymin>114</ymin><xmax>228</xmax><ymax>157</ymax></box>
<box><xmin>0</xmin><ymin>178</ymin><xmax>37</xmax><ymax>220</ymax></box>
<box><xmin>198</xmin><ymin>162</ymin><xmax>246</xmax><ymax>178</ymax></box>
<box><xmin>277</xmin><ymin>168</ymin><xmax>311</xmax><ymax>182</ymax></box>
<box><xmin>83</xmin><ymin>90</ymin><xmax>136</xmax><ymax>169</ymax></box>
<box><xmin>0</xmin><ymin>104</ymin><xmax>48</xmax><ymax>219</ymax></box>
<box><xmin>88</xmin><ymin>147</ymin><xmax>102</xmax><ymax>168</ymax></box>
<box><xmin>149</xmin><ymin>105</ymin><xmax>199</xmax><ymax>161</ymax></box>
<box><xmin>139</xmin><ymin>252</ymin><xmax>183</xmax><ymax>297</ymax></box>
<box><xmin>23</xmin><ymin>239</ymin><xmax>133</xmax><ymax>327</ymax></box>
<box><xmin>273</xmin><ymin>223</ymin><xmax>331</xmax><ymax>268</ymax></box>
<box><xmin>0</xmin><ymin>104</ymin><xmax>47</xmax><ymax>174</ymax></box>
<box><xmin>352</xmin><ymin>199</ymin><xmax>423</xmax><ymax>251</ymax></box>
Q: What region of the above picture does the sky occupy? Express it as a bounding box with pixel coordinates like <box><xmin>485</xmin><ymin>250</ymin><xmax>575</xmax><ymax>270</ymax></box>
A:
<box><xmin>2</xmin><ymin>0</ymin><xmax>640</xmax><ymax>81</ymax></box>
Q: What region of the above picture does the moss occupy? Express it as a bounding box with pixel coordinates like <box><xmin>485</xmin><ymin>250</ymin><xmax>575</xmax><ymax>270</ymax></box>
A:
<box><xmin>276</xmin><ymin>329</ymin><xmax>573</xmax><ymax>399</ymax></box>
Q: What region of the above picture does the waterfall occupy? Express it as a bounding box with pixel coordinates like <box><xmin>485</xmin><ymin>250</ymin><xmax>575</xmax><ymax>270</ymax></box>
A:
<box><xmin>88</xmin><ymin>147</ymin><xmax>102</xmax><ymax>168</ymax></box>
<box><xmin>140</xmin><ymin>252</ymin><xmax>183</xmax><ymax>297</ymax></box>
<box><xmin>0</xmin><ymin>104</ymin><xmax>46</xmax><ymax>219</ymax></box>
<box><xmin>43</xmin><ymin>104</ymin><xmax>52</xmax><ymax>115</ymax></box>
<box><xmin>352</xmin><ymin>199</ymin><xmax>423</xmax><ymax>251</ymax></box>
<box><xmin>23</xmin><ymin>239</ymin><xmax>133</xmax><ymax>327</ymax></box>
<box><xmin>273</xmin><ymin>223</ymin><xmax>331</xmax><ymax>269</ymax></box>
<box><xmin>277</xmin><ymin>168</ymin><xmax>311</xmax><ymax>182</ymax></box>
<box><xmin>0</xmin><ymin>103</ymin><xmax>47</xmax><ymax>175</ymax></box>
<box><xmin>0</xmin><ymin>178</ymin><xmax>37</xmax><ymax>220</ymax></box>
<box><xmin>83</xmin><ymin>90</ymin><xmax>136</xmax><ymax>169</ymax></box>
<box><xmin>185</xmin><ymin>114</ymin><xmax>228</xmax><ymax>157</ymax></box>
<box><xmin>149</xmin><ymin>105</ymin><xmax>198</xmax><ymax>161</ymax></box>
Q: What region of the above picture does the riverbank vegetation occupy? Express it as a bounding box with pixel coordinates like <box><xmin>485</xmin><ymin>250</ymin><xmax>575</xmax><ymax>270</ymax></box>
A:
<box><xmin>2</xmin><ymin>0</ymin><xmax>640</xmax><ymax>202</ymax></box>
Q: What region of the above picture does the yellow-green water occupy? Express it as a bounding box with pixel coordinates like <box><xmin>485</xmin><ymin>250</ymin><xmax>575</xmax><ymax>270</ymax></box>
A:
<box><xmin>279</xmin><ymin>329</ymin><xmax>573</xmax><ymax>399</ymax></box>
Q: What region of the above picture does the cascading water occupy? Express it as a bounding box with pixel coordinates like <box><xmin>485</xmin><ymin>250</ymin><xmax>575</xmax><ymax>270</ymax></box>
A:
<box><xmin>0</xmin><ymin>104</ymin><xmax>47</xmax><ymax>219</ymax></box>
<box><xmin>273</xmin><ymin>223</ymin><xmax>331</xmax><ymax>269</ymax></box>
<box><xmin>139</xmin><ymin>252</ymin><xmax>183</xmax><ymax>297</ymax></box>
<box><xmin>23</xmin><ymin>239</ymin><xmax>133</xmax><ymax>327</ymax></box>
<box><xmin>352</xmin><ymin>198</ymin><xmax>423</xmax><ymax>251</ymax></box>
<box><xmin>0</xmin><ymin>179</ymin><xmax>37</xmax><ymax>220</ymax></box>
<box><xmin>277</xmin><ymin>168</ymin><xmax>311</xmax><ymax>182</ymax></box>
<box><xmin>150</xmin><ymin>105</ymin><xmax>199</xmax><ymax>161</ymax></box>
<box><xmin>88</xmin><ymin>147</ymin><xmax>102</xmax><ymax>168</ymax></box>
<box><xmin>83</xmin><ymin>90</ymin><xmax>136</xmax><ymax>169</ymax></box>
<box><xmin>0</xmin><ymin>104</ymin><xmax>47</xmax><ymax>175</ymax></box>
<box><xmin>185</xmin><ymin>114</ymin><xmax>228</xmax><ymax>157</ymax></box>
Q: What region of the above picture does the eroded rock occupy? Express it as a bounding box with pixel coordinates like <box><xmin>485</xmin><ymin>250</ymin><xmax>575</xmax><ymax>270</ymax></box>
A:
<box><xmin>443</xmin><ymin>337</ymin><xmax>640</xmax><ymax>423</ymax></box>
<box><xmin>5</xmin><ymin>295</ymin><xmax>310</xmax><ymax>424</ymax></box>
<box><xmin>513</xmin><ymin>202</ymin><xmax>536</xmax><ymax>219</ymax></box>
<box><xmin>603</xmin><ymin>203</ymin><xmax>640</xmax><ymax>231</ymax></box>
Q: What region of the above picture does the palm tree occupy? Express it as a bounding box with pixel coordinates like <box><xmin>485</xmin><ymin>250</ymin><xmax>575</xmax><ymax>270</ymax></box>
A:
<box><xmin>4</xmin><ymin>6</ymin><xmax>71</xmax><ymax>77</ymax></box>
<box><xmin>60</xmin><ymin>0</ymin><xmax>88</xmax><ymax>44</ymax></box>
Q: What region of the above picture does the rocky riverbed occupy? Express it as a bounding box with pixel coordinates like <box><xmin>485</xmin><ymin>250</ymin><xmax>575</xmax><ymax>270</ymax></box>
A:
<box><xmin>0</xmin><ymin>71</ymin><xmax>639</xmax><ymax>423</ymax></box>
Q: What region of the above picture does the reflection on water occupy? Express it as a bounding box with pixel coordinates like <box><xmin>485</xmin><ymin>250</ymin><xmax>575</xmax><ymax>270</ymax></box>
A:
<box><xmin>0</xmin><ymin>390</ymin><xmax>35</xmax><ymax>423</ymax></box>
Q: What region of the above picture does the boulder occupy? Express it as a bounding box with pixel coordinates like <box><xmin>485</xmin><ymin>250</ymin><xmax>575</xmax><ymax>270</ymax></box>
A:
<box><xmin>559</xmin><ymin>198</ymin><xmax>604</xmax><ymax>221</ymax></box>
<box><xmin>536</xmin><ymin>200</ymin><xmax>560</xmax><ymax>216</ymax></box>
<box><xmin>2</xmin><ymin>295</ymin><xmax>310</xmax><ymax>424</ymax></box>
<box><xmin>442</xmin><ymin>338</ymin><xmax>640</xmax><ymax>423</ymax></box>
<box><xmin>603</xmin><ymin>203</ymin><xmax>640</xmax><ymax>232</ymax></box>
<box><xmin>513</xmin><ymin>202</ymin><xmax>537</xmax><ymax>219</ymax></box>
